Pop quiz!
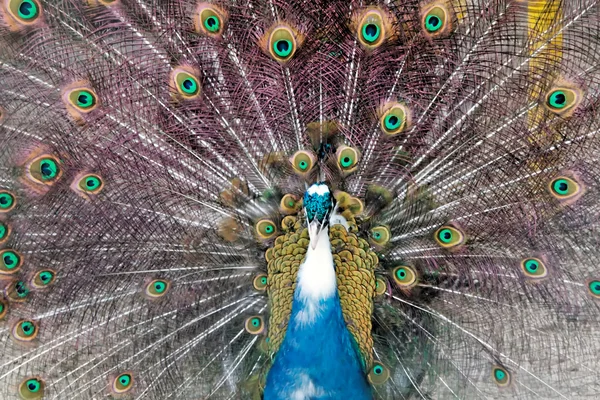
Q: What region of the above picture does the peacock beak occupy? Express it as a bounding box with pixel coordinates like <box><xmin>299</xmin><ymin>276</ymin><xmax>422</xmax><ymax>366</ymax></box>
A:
<box><xmin>308</xmin><ymin>219</ymin><xmax>322</xmax><ymax>250</ymax></box>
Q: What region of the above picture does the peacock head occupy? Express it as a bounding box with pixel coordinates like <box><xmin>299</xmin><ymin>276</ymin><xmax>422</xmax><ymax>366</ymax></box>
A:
<box><xmin>303</xmin><ymin>183</ymin><xmax>333</xmax><ymax>249</ymax></box>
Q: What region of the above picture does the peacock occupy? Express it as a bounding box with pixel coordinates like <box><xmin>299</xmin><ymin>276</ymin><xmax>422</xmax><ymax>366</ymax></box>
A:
<box><xmin>1</xmin><ymin>0</ymin><xmax>600</xmax><ymax>398</ymax></box>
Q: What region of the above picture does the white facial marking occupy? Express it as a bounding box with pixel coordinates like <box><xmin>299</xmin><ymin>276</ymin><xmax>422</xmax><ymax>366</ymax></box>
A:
<box><xmin>307</xmin><ymin>183</ymin><xmax>330</xmax><ymax>196</ymax></box>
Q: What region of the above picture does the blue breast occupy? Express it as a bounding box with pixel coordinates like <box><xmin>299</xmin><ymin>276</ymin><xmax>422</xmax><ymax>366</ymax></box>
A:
<box><xmin>264</xmin><ymin>291</ymin><xmax>372</xmax><ymax>399</ymax></box>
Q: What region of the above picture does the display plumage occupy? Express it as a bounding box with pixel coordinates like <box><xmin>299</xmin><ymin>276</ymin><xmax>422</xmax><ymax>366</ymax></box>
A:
<box><xmin>1</xmin><ymin>0</ymin><xmax>600</xmax><ymax>399</ymax></box>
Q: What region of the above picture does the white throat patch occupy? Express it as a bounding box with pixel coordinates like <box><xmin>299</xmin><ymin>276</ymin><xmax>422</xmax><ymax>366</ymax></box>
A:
<box><xmin>295</xmin><ymin>226</ymin><xmax>337</xmax><ymax>324</ymax></box>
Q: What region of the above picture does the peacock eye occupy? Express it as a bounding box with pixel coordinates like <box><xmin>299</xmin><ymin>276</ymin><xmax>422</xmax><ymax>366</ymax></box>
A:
<box><xmin>19</xmin><ymin>377</ymin><xmax>45</xmax><ymax>399</ymax></box>
<box><xmin>13</xmin><ymin>319</ymin><xmax>39</xmax><ymax>341</ymax></box>
<box><xmin>67</xmin><ymin>89</ymin><xmax>98</xmax><ymax>111</ymax></box>
<box><xmin>7</xmin><ymin>280</ymin><xmax>29</xmax><ymax>302</ymax></box>
<box><xmin>280</xmin><ymin>194</ymin><xmax>300</xmax><ymax>215</ymax></box>
<box><xmin>8</xmin><ymin>0</ymin><xmax>41</xmax><ymax>24</ymax></box>
<box><xmin>32</xmin><ymin>269</ymin><xmax>56</xmax><ymax>288</ymax></box>
<box><xmin>174</xmin><ymin>70</ymin><xmax>201</xmax><ymax>98</ymax></box>
<box><xmin>244</xmin><ymin>316</ymin><xmax>265</xmax><ymax>334</ymax></box>
<box><xmin>77</xmin><ymin>174</ymin><xmax>104</xmax><ymax>194</ymax></box>
<box><xmin>375</xmin><ymin>277</ymin><xmax>388</xmax><ymax>296</ymax></box>
<box><xmin>205</xmin><ymin>16</ymin><xmax>219</xmax><ymax>32</ymax></box>
<box><xmin>380</xmin><ymin>104</ymin><xmax>410</xmax><ymax>136</ymax></box>
<box><xmin>0</xmin><ymin>191</ymin><xmax>16</xmax><ymax>212</ymax></box>
<box><xmin>0</xmin><ymin>298</ymin><xmax>7</xmax><ymax>320</ymax></box>
<box><xmin>492</xmin><ymin>365</ymin><xmax>511</xmax><ymax>387</ymax></box>
<box><xmin>434</xmin><ymin>225</ymin><xmax>465</xmax><ymax>249</ymax></box>
<box><xmin>392</xmin><ymin>265</ymin><xmax>417</xmax><ymax>288</ymax></box>
<box><xmin>196</xmin><ymin>5</ymin><xmax>226</xmax><ymax>36</ymax></box>
<box><xmin>369</xmin><ymin>226</ymin><xmax>390</xmax><ymax>247</ymax></box>
<box><xmin>549</xmin><ymin>176</ymin><xmax>581</xmax><ymax>201</ymax></box>
<box><xmin>253</xmin><ymin>273</ymin><xmax>268</xmax><ymax>291</ymax></box>
<box><xmin>336</xmin><ymin>146</ymin><xmax>360</xmax><ymax>173</ymax></box>
<box><xmin>28</xmin><ymin>155</ymin><xmax>62</xmax><ymax>184</ymax></box>
<box><xmin>545</xmin><ymin>87</ymin><xmax>581</xmax><ymax>115</ymax></box>
<box><xmin>0</xmin><ymin>221</ymin><xmax>10</xmax><ymax>244</ymax></box>
<box><xmin>146</xmin><ymin>279</ymin><xmax>170</xmax><ymax>298</ymax></box>
<box><xmin>588</xmin><ymin>280</ymin><xmax>600</xmax><ymax>299</ymax></box>
<box><xmin>290</xmin><ymin>150</ymin><xmax>316</xmax><ymax>175</ymax></box>
<box><xmin>367</xmin><ymin>362</ymin><xmax>390</xmax><ymax>385</ymax></box>
<box><xmin>0</xmin><ymin>249</ymin><xmax>23</xmax><ymax>274</ymax></box>
<box><xmin>355</xmin><ymin>9</ymin><xmax>390</xmax><ymax>49</ymax></box>
<box><xmin>520</xmin><ymin>258</ymin><xmax>548</xmax><ymax>279</ymax></box>
<box><xmin>268</xmin><ymin>25</ymin><xmax>298</xmax><ymax>62</ymax></box>
<box><xmin>113</xmin><ymin>372</ymin><xmax>134</xmax><ymax>393</ymax></box>
<box><xmin>423</xmin><ymin>6</ymin><xmax>447</xmax><ymax>34</ymax></box>
<box><xmin>256</xmin><ymin>219</ymin><xmax>277</xmax><ymax>240</ymax></box>
<box><xmin>359</xmin><ymin>12</ymin><xmax>383</xmax><ymax>45</ymax></box>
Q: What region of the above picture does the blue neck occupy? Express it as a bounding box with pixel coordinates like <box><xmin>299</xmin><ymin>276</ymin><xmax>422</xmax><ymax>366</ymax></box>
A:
<box><xmin>264</xmin><ymin>228</ymin><xmax>371</xmax><ymax>400</ymax></box>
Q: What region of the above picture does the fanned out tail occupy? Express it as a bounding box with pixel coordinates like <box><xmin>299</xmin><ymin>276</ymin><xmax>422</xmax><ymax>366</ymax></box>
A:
<box><xmin>0</xmin><ymin>0</ymin><xmax>600</xmax><ymax>399</ymax></box>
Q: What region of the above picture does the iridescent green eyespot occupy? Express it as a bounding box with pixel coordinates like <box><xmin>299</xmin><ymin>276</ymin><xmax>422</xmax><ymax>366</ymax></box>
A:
<box><xmin>196</xmin><ymin>5</ymin><xmax>226</xmax><ymax>36</ymax></box>
<box><xmin>392</xmin><ymin>265</ymin><xmax>417</xmax><ymax>288</ymax></box>
<box><xmin>32</xmin><ymin>269</ymin><xmax>56</xmax><ymax>288</ymax></box>
<box><xmin>0</xmin><ymin>191</ymin><xmax>16</xmax><ymax>212</ymax></box>
<box><xmin>492</xmin><ymin>365</ymin><xmax>511</xmax><ymax>387</ymax></box>
<box><xmin>375</xmin><ymin>277</ymin><xmax>387</xmax><ymax>296</ymax></box>
<box><xmin>548</xmin><ymin>90</ymin><xmax>566</xmax><ymax>108</ymax></box>
<box><xmin>13</xmin><ymin>319</ymin><xmax>38</xmax><ymax>342</ymax></box>
<box><xmin>280</xmin><ymin>194</ymin><xmax>300</xmax><ymax>215</ymax></box>
<box><xmin>245</xmin><ymin>315</ymin><xmax>265</xmax><ymax>334</ymax></box>
<box><xmin>171</xmin><ymin>68</ymin><xmax>201</xmax><ymax>99</ymax></box>
<box><xmin>274</xmin><ymin>39</ymin><xmax>292</xmax><ymax>58</ymax></box>
<box><xmin>253</xmin><ymin>274</ymin><xmax>268</xmax><ymax>291</ymax></box>
<box><xmin>0</xmin><ymin>249</ymin><xmax>22</xmax><ymax>274</ymax></box>
<box><xmin>28</xmin><ymin>156</ymin><xmax>61</xmax><ymax>184</ymax></box>
<box><xmin>356</xmin><ymin>9</ymin><xmax>386</xmax><ymax>49</ymax></box>
<box><xmin>545</xmin><ymin>87</ymin><xmax>580</xmax><ymax>115</ymax></box>
<box><xmin>15</xmin><ymin>280</ymin><xmax>29</xmax><ymax>298</ymax></box>
<box><xmin>336</xmin><ymin>146</ymin><xmax>359</xmax><ymax>172</ymax></box>
<box><xmin>268</xmin><ymin>25</ymin><xmax>298</xmax><ymax>62</ymax></box>
<box><xmin>20</xmin><ymin>321</ymin><xmax>35</xmax><ymax>336</ymax></box>
<box><xmin>78</xmin><ymin>174</ymin><xmax>104</xmax><ymax>194</ymax></box>
<box><xmin>176</xmin><ymin>72</ymin><xmax>200</xmax><ymax>96</ymax></box>
<box><xmin>68</xmin><ymin>88</ymin><xmax>98</xmax><ymax>111</ymax></box>
<box><xmin>39</xmin><ymin>158</ymin><xmax>58</xmax><ymax>180</ymax></box>
<box><xmin>381</xmin><ymin>104</ymin><xmax>409</xmax><ymax>136</ymax></box>
<box><xmin>204</xmin><ymin>16</ymin><xmax>219</xmax><ymax>32</ymax></box>
<box><xmin>361</xmin><ymin>21</ymin><xmax>380</xmax><ymax>44</ymax></box>
<box><xmin>434</xmin><ymin>225</ymin><xmax>465</xmax><ymax>249</ymax></box>
<box><xmin>18</xmin><ymin>376</ymin><xmax>45</xmax><ymax>400</ymax></box>
<box><xmin>112</xmin><ymin>372</ymin><xmax>134</xmax><ymax>393</ymax></box>
<box><xmin>367</xmin><ymin>362</ymin><xmax>390</xmax><ymax>385</ymax></box>
<box><xmin>146</xmin><ymin>279</ymin><xmax>170</xmax><ymax>298</ymax></box>
<box><xmin>549</xmin><ymin>175</ymin><xmax>583</xmax><ymax>203</ymax></box>
<box><xmin>8</xmin><ymin>0</ymin><xmax>41</xmax><ymax>24</ymax></box>
<box><xmin>6</xmin><ymin>280</ymin><xmax>29</xmax><ymax>302</ymax></box>
<box><xmin>256</xmin><ymin>219</ymin><xmax>277</xmax><ymax>240</ymax></box>
<box><xmin>369</xmin><ymin>226</ymin><xmax>390</xmax><ymax>247</ymax></box>
<box><xmin>422</xmin><ymin>5</ymin><xmax>449</xmax><ymax>36</ymax></box>
<box><xmin>0</xmin><ymin>221</ymin><xmax>9</xmax><ymax>243</ymax></box>
<box><xmin>588</xmin><ymin>280</ymin><xmax>600</xmax><ymax>299</ymax></box>
<box><xmin>520</xmin><ymin>257</ymin><xmax>548</xmax><ymax>279</ymax></box>
<box><xmin>424</xmin><ymin>7</ymin><xmax>446</xmax><ymax>33</ymax></box>
<box><xmin>291</xmin><ymin>150</ymin><xmax>315</xmax><ymax>175</ymax></box>
<box><xmin>550</xmin><ymin>176</ymin><xmax>578</xmax><ymax>198</ymax></box>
